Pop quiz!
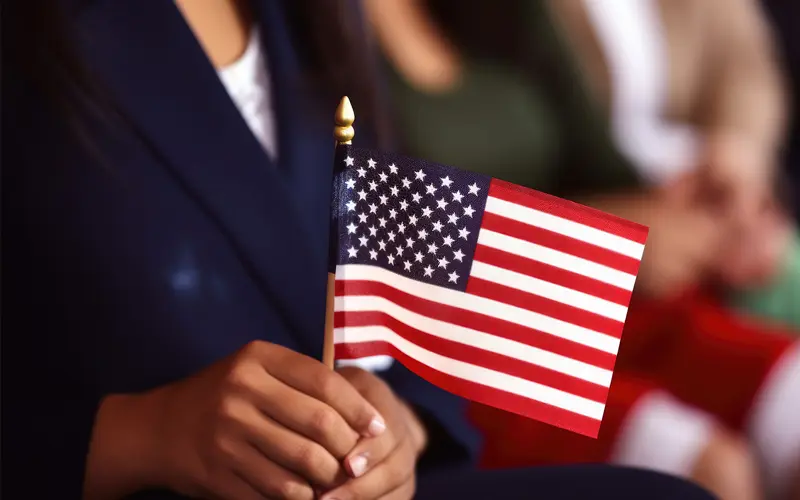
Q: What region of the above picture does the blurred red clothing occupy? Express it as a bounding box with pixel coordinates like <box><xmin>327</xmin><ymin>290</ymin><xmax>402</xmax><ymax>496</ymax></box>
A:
<box><xmin>470</xmin><ymin>288</ymin><xmax>795</xmax><ymax>468</ymax></box>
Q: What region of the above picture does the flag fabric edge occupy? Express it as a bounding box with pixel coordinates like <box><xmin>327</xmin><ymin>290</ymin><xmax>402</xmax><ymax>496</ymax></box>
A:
<box><xmin>329</xmin><ymin>143</ymin><xmax>648</xmax><ymax>439</ymax></box>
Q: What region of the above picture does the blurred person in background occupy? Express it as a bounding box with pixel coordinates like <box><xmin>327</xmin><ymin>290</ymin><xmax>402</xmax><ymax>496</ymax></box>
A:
<box><xmin>550</xmin><ymin>0</ymin><xmax>800</xmax><ymax>331</ymax></box>
<box><xmin>2</xmin><ymin>0</ymin><xmax>718</xmax><ymax>499</ymax></box>
<box><xmin>364</xmin><ymin>1</ymin><xmax>800</xmax><ymax>499</ymax></box>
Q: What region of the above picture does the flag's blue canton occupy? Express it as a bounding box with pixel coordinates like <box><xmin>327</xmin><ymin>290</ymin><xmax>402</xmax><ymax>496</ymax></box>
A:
<box><xmin>334</xmin><ymin>146</ymin><xmax>492</xmax><ymax>292</ymax></box>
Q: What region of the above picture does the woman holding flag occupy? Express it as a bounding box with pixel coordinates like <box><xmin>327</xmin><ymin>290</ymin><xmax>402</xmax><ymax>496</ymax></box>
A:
<box><xmin>3</xmin><ymin>0</ymin><xmax>714</xmax><ymax>499</ymax></box>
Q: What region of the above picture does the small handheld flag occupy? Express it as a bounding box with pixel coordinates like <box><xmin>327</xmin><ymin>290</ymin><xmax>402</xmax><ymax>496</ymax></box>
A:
<box><xmin>327</xmin><ymin>97</ymin><xmax>648</xmax><ymax>438</ymax></box>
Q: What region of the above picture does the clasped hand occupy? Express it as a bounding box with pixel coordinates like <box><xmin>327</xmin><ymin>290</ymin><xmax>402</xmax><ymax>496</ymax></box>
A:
<box><xmin>322</xmin><ymin>366</ymin><xmax>426</xmax><ymax>500</ymax></box>
<box><xmin>149</xmin><ymin>341</ymin><xmax>423</xmax><ymax>500</ymax></box>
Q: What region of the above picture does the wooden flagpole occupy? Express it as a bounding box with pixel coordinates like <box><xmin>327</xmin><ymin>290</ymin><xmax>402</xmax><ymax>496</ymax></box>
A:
<box><xmin>324</xmin><ymin>96</ymin><xmax>355</xmax><ymax>369</ymax></box>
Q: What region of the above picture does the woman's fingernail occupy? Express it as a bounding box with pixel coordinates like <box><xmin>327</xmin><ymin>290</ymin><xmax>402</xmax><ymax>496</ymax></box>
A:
<box><xmin>348</xmin><ymin>453</ymin><xmax>369</xmax><ymax>477</ymax></box>
<box><xmin>366</xmin><ymin>417</ymin><xmax>385</xmax><ymax>437</ymax></box>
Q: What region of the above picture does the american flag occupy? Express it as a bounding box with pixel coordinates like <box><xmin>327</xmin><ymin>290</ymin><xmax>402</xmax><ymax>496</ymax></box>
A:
<box><xmin>330</xmin><ymin>145</ymin><xmax>648</xmax><ymax>437</ymax></box>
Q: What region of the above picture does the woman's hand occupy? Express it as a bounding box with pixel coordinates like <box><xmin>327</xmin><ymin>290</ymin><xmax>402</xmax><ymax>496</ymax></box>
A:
<box><xmin>85</xmin><ymin>341</ymin><xmax>387</xmax><ymax>500</ymax></box>
<box><xmin>320</xmin><ymin>367</ymin><xmax>427</xmax><ymax>500</ymax></box>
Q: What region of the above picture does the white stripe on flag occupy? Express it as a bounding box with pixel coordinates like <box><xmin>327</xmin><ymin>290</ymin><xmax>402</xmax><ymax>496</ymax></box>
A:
<box><xmin>335</xmin><ymin>294</ymin><xmax>614</xmax><ymax>386</ymax></box>
<box><xmin>336</xmin><ymin>264</ymin><xmax>620</xmax><ymax>354</ymax></box>
<box><xmin>333</xmin><ymin>325</ymin><xmax>606</xmax><ymax>420</ymax></box>
<box><xmin>335</xmin><ymin>355</ymin><xmax>395</xmax><ymax>372</ymax></box>
<box><xmin>476</xmin><ymin>229</ymin><xmax>638</xmax><ymax>290</ymax></box>
<box><xmin>484</xmin><ymin>196</ymin><xmax>646</xmax><ymax>260</ymax></box>
<box><xmin>470</xmin><ymin>261</ymin><xmax>629</xmax><ymax>322</ymax></box>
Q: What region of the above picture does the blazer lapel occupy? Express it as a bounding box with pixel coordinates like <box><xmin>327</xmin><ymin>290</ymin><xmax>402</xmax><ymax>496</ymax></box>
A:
<box><xmin>74</xmin><ymin>0</ymin><xmax>325</xmax><ymax>341</ymax></box>
<box><xmin>253</xmin><ymin>0</ymin><xmax>342</xmax><ymax>356</ymax></box>
<box><xmin>253</xmin><ymin>0</ymin><xmax>338</xmax><ymax>212</ymax></box>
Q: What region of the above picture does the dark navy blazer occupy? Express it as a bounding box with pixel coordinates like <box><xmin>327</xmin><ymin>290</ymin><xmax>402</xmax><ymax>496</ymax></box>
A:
<box><xmin>2</xmin><ymin>1</ymin><xmax>479</xmax><ymax>498</ymax></box>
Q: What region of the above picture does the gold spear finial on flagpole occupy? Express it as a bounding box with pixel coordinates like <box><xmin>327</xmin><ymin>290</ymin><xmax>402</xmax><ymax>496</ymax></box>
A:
<box><xmin>334</xmin><ymin>96</ymin><xmax>355</xmax><ymax>144</ymax></box>
<box><xmin>324</xmin><ymin>97</ymin><xmax>355</xmax><ymax>369</ymax></box>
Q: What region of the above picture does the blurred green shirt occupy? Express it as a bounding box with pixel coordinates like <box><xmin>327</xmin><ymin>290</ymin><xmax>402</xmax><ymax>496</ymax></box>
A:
<box><xmin>386</xmin><ymin>1</ymin><xmax>640</xmax><ymax>197</ymax></box>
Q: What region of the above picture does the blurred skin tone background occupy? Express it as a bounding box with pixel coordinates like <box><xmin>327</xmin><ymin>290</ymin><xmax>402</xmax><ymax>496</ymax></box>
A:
<box><xmin>363</xmin><ymin>0</ymin><xmax>800</xmax><ymax>499</ymax></box>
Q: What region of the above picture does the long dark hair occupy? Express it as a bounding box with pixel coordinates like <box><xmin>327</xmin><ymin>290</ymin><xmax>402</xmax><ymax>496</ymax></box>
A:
<box><xmin>287</xmin><ymin>0</ymin><xmax>391</xmax><ymax>146</ymax></box>
<box><xmin>4</xmin><ymin>0</ymin><xmax>117</xmax><ymax>155</ymax></box>
<box><xmin>3</xmin><ymin>0</ymin><xmax>388</xmax><ymax>151</ymax></box>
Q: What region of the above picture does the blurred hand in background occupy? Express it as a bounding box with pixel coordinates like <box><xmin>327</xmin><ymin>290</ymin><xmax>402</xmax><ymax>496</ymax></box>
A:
<box><xmin>694</xmin><ymin>132</ymin><xmax>792</xmax><ymax>287</ymax></box>
<box><xmin>594</xmin><ymin>176</ymin><xmax>726</xmax><ymax>299</ymax></box>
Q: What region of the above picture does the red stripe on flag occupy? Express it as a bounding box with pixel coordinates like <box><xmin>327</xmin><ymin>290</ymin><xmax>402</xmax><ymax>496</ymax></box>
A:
<box><xmin>334</xmin><ymin>341</ymin><xmax>603</xmax><ymax>438</ymax></box>
<box><xmin>465</xmin><ymin>277</ymin><xmax>625</xmax><ymax>339</ymax></box>
<box><xmin>335</xmin><ymin>280</ymin><xmax>617</xmax><ymax>370</ymax></box>
<box><xmin>480</xmin><ymin>211</ymin><xmax>642</xmax><ymax>276</ymax></box>
<box><xmin>488</xmin><ymin>180</ymin><xmax>649</xmax><ymax>244</ymax></box>
<box><xmin>335</xmin><ymin>311</ymin><xmax>610</xmax><ymax>403</ymax></box>
<box><xmin>473</xmin><ymin>245</ymin><xmax>633</xmax><ymax>306</ymax></box>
